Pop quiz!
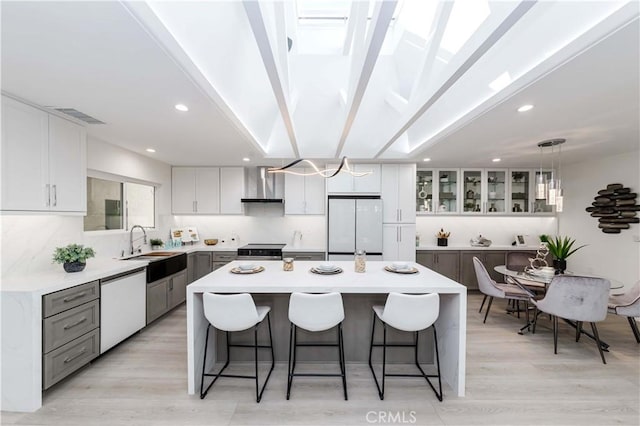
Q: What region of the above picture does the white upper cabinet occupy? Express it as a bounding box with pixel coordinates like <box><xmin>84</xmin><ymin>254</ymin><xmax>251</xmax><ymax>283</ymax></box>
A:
<box><xmin>48</xmin><ymin>115</ymin><xmax>87</xmax><ymax>212</ymax></box>
<box><xmin>172</xmin><ymin>167</ymin><xmax>220</xmax><ymax>214</ymax></box>
<box><xmin>284</xmin><ymin>168</ymin><xmax>325</xmax><ymax>215</ymax></box>
<box><xmin>1</xmin><ymin>96</ymin><xmax>86</xmax><ymax>213</ymax></box>
<box><xmin>219</xmin><ymin>167</ymin><xmax>244</xmax><ymax>214</ymax></box>
<box><xmin>381</xmin><ymin>164</ymin><xmax>416</xmax><ymax>223</ymax></box>
<box><xmin>326</xmin><ymin>163</ymin><xmax>381</xmax><ymax>193</ymax></box>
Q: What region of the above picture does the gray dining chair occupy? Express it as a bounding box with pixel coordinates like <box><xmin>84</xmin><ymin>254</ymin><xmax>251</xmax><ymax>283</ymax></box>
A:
<box><xmin>531</xmin><ymin>275</ymin><xmax>611</xmax><ymax>364</ymax></box>
<box><xmin>473</xmin><ymin>257</ymin><xmax>532</xmax><ymax>324</ymax></box>
<box><xmin>608</xmin><ymin>281</ymin><xmax>640</xmax><ymax>343</ymax></box>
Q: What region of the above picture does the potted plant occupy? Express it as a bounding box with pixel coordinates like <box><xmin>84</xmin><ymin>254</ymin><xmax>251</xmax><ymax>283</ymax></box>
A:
<box><xmin>436</xmin><ymin>228</ymin><xmax>450</xmax><ymax>247</ymax></box>
<box><xmin>150</xmin><ymin>238</ymin><xmax>164</xmax><ymax>250</ymax></box>
<box><xmin>539</xmin><ymin>235</ymin><xmax>586</xmax><ymax>274</ymax></box>
<box><xmin>52</xmin><ymin>243</ymin><xmax>95</xmax><ymax>273</ymax></box>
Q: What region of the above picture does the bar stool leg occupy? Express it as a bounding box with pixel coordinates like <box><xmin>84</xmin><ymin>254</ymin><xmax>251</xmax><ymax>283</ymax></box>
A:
<box><xmin>380</xmin><ymin>323</ymin><xmax>387</xmax><ymax>400</ymax></box>
<box><xmin>553</xmin><ymin>315</ymin><xmax>558</xmax><ymax>354</ymax></box>
<box><xmin>432</xmin><ymin>325</ymin><xmax>443</xmax><ymax>401</ymax></box>
<box><xmin>286</xmin><ymin>324</ymin><xmax>295</xmax><ymax>400</ymax></box>
<box><xmin>338</xmin><ymin>323</ymin><xmax>348</xmax><ymax>400</ymax></box>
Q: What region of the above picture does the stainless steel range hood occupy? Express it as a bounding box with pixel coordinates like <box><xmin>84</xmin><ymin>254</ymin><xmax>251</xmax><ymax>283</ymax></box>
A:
<box><xmin>241</xmin><ymin>167</ymin><xmax>284</xmax><ymax>203</ymax></box>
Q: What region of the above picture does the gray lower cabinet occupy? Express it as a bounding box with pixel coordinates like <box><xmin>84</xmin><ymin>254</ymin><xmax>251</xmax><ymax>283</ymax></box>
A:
<box><xmin>187</xmin><ymin>251</ymin><xmax>213</xmax><ymax>283</ymax></box>
<box><xmin>212</xmin><ymin>251</ymin><xmax>237</xmax><ymax>271</ymax></box>
<box><xmin>416</xmin><ymin>251</ymin><xmax>459</xmax><ymax>282</ymax></box>
<box><xmin>282</xmin><ymin>251</ymin><xmax>326</xmax><ymax>261</ymax></box>
<box><xmin>42</xmin><ymin>281</ymin><xmax>100</xmax><ymax>390</ymax></box>
<box><xmin>146</xmin><ymin>269</ymin><xmax>188</xmax><ymax>325</ymax></box>
<box><xmin>460</xmin><ymin>251</ymin><xmax>507</xmax><ymax>290</ymax></box>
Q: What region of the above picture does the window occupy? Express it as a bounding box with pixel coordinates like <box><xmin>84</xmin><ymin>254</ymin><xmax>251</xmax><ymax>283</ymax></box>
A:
<box><xmin>84</xmin><ymin>176</ymin><xmax>156</xmax><ymax>232</ymax></box>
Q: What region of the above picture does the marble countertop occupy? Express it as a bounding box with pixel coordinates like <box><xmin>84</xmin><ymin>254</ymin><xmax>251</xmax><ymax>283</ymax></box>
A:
<box><xmin>416</xmin><ymin>245</ymin><xmax>539</xmax><ymax>251</ymax></box>
<box><xmin>0</xmin><ymin>258</ymin><xmax>149</xmax><ymax>294</ymax></box>
<box><xmin>189</xmin><ymin>260</ymin><xmax>466</xmax><ymax>294</ymax></box>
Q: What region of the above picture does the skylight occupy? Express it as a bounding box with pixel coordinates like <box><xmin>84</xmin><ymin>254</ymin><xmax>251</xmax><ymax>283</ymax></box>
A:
<box><xmin>441</xmin><ymin>0</ymin><xmax>490</xmax><ymax>54</ymax></box>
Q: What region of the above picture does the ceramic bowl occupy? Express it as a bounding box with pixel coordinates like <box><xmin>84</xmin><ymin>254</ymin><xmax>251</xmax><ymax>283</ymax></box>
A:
<box><xmin>238</xmin><ymin>264</ymin><xmax>256</xmax><ymax>271</ymax></box>
<box><xmin>317</xmin><ymin>263</ymin><xmax>338</xmax><ymax>271</ymax></box>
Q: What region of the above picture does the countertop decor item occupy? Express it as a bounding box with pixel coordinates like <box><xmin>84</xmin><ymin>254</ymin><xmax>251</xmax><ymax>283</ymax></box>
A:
<box><xmin>539</xmin><ymin>235</ymin><xmax>586</xmax><ymax>274</ymax></box>
<box><xmin>436</xmin><ymin>228</ymin><xmax>450</xmax><ymax>247</ymax></box>
<box><xmin>230</xmin><ymin>266</ymin><xmax>265</xmax><ymax>274</ymax></box>
<box><xmin>204</xmin><ymin>239</ymin><xmax>219</xmax><ymax>245</ymax></box>
<box><xmin>470</xmin><ymin>235</ymin><xmax>492</xmax><ymax>247</ymax></box>
<box><xmin>585</xmin><ymin>183</ymin><xmax>638</xmax><ymax>234</ymax></box>
<box><xmin>150</xmin><ymin>238</ymin><xmax>163</xmax><ymax>249</ymax></box>
<box><xmin>52</xmin><ymin>243</ymin><xmax>95</xmax><ymax>273</ymax></box>
<box><xmin>355</xmin><ymin>250</ymin><xmax>366</xmax><ymax>273</ymax></box>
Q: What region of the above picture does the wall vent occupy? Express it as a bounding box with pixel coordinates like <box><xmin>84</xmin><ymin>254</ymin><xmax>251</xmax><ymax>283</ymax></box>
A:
<box><xmin>52</xmin><ymin>108</ymin><xmax>105</xmax><ymax>124</ymax></box>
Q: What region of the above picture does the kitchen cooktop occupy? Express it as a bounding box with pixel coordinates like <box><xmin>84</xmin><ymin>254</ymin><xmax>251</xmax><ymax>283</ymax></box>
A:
<box><xmin>239</xmin><ymin>243</ymin><xmax>286</xmax><ymax>250</ymax></box>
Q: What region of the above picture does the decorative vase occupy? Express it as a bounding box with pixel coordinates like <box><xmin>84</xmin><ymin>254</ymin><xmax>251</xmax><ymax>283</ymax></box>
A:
<box><xmin>437</xmin><ymin>238</ymin><xmax>448</xmax><ymax>247</ymax></box>
<box><xmin>63</xmin><ymin>261</ymin><xmax>86</xmax><ymax>273</ymax></box>
<box><xmin>553</xmin><ymin>259</ymin><xmax>566</xmax><ymax>274</ymax></box>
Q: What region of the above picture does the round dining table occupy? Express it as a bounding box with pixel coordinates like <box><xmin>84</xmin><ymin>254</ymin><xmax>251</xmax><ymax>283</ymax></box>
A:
<box><xmin>493</xmin><ymin>265</ymin><xmax>622</xmax><ymax>348</ymax></box>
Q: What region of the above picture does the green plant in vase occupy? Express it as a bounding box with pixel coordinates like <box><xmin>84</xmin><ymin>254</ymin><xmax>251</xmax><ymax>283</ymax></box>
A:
<box><xmin>150</xmin><ymin>238</ymin><xmax>164</xmax><ymax>249</ymax></box>
<box><xmin>53</xmin><ymin>243</ymin><xmax>95</xmax><ymax>273</ymax></box>
<box><xmin>539</xmin><ymin>235</ymin><xmax>586</xmax><ymax>274</ymax></box>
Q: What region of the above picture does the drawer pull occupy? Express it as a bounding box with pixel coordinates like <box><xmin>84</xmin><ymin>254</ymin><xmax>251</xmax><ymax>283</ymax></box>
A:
<box><xmin>63</xmin><ymin>317</ymin><xmax>87</xmax><ymax>330</ymax></box>
<box><xmin>63</xmin><ymin>347</ymin><xmax>87</xmax><ymax>364</ymax></box>
<box><xmin>63</xmin><ymin>292</ymin><xmax>87</xmax><ymax>303</ymax></box>
<box><xmin>297</xmin><ymin>256</ymin><xmax>313</xmax><ymax>260</ymax></box>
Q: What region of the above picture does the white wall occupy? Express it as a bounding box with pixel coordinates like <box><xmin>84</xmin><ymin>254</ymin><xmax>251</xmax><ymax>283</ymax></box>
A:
<box><xmin>416</xmin><ymin>216</ymin><xmax>556</xmax><ymax>247</ymax></box>
<box><xmin>558</xmin><ymin>149</ymin><xmax>640</xmax><ymax>289</ymax></box>
<box><xmin>1</xmin><ymin>138</ymin><xmax>172</xmax><ymax>277</ymax></box>
<box><xmin>172</xmin><ymin>210</ymin><xmax>326</xmax><ymax>249</ymax></box>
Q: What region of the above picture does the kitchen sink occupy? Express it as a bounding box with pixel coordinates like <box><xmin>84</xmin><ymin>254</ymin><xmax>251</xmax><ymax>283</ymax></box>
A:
<box><xmin>123</xmin><ymin>252</ymin><xmax>187</xmax><ymax>283</ymax></box>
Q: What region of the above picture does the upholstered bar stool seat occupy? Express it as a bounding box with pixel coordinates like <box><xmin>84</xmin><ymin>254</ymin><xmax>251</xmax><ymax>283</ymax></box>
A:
<box><xmin>368</xmin><ymin>292</ymin><xmax>443</xmax><ymax>401</ymax></box>
<box><xmin>200</xmin><ymin>293</ymin><xmax>274</xmax><ymax>402</ymax></box>
<box><xmin>287</xmin><ymin>292</ymin><xmax>347</xmax><ymax>400</ymax></box>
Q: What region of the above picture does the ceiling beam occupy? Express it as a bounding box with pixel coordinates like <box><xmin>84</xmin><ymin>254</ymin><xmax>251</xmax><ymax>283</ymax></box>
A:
<box><xmin>334</xmin><ymin>0</ymin><xmax>399</xmax><ymax>158</ymax></box>
<box><xmin>243</xmin><ymin>0</ymin><xmax>300</xmax><ymax>157</ymax></box>
<box><xmin>408</xmin><ymin>1</ymin><xmax>454</xmax><ymax>103</ymax></box>
<box><xmin>342</xmin><ymin>2</ymin><xmax>361</xmax><ymax>56</ymax></box>
<box><xmin>374</xmin><ymin>0</ymin><xmax>538</xmax><ymax>159</ymax></box>
<box><xmin>121</xmin><ymin>1</ymin><xmax>268</xmax><ymax>155</ymax></box>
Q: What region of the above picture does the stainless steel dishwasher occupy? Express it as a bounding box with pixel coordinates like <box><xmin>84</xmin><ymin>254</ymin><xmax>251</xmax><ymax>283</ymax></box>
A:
<box><xmin>100</xmin><ymin>268</ymin><xmax>146</xmax><ymax>354</ymax></box>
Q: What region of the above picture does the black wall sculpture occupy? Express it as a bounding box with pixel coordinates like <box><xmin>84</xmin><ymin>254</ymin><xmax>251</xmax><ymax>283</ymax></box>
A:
<box><xmin>586</xmin><ymin>183</ymin><xmax>639</xmax><ymax>234</ymax></box>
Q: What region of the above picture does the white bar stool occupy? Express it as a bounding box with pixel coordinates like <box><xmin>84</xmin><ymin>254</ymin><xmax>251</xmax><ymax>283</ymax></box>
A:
<box><xmin>368</xmin><ymin>292</ymin><xmax>443</xmax><ymax>401</ymax></box>
<box><xmin>200</xmin><ymin>293</ymin><xmax>274</xmax><ymax>402</ymax></box>
<box><xmin>287</xmin><ymin>292</ymin><xmax>347</xmax><ymax>400</ymax></box>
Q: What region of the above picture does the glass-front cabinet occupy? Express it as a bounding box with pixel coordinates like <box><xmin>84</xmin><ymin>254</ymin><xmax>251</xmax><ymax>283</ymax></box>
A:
<box><xmin>415</xmin><ymin>170</ymin><xmax>434</xmax><ymax>213</ymax></box>
<box><xmin>461</xmin><ymin>170</ymin><xmax>483</xmax><ymax>214</ymax></box>
<box><xmin>437</xmin><ymin>170</ymin><xmax>458</xmax><ymax>213</ymax></box>
<box><xmin>486</xmin><ymin>169</ymin><xmax>507</xmax><ymax>214</ymax></box>
<box><xmin>416</xmin><ymin>168</ymin><xmax>553</xmax><ymax>215</ymax></box>
<box><xmin>509</xmin><ymin>170</ymin><xmax>531</xmax><ymax>213</ymax></box>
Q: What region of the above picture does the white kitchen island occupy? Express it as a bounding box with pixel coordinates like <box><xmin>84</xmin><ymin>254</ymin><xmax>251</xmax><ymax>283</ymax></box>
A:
<box><xmin>187</xmin><ymin>260</ymin><xmax>467</xmax><ymax>397</ymax></box>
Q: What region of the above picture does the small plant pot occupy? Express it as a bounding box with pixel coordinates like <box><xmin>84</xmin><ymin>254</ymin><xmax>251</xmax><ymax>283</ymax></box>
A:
<box><xmin>63</xmin><ymin>261</ymin><xmax>86</xmax><ymax>273</ymax></box>
<box><xmin>151</xmin><ymin>245</ymin><xmax>163</xmax><ymax>250</ymax></box>
<box><xmin>437</xmin><ymin>238</ymin><xmax>448</xmax><ymax>247</ymax></box>
<box><xmin>553</xmin><ymin>259</ymin><xmax>567</xmax><ymax>274</ymax></box>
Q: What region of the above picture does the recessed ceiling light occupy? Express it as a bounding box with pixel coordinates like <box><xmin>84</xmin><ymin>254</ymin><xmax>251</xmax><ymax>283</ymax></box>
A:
<box><xmin>517</xmin><ymin>104</ymin><xmax>534</xmax><ymax>112</ymax></box>
<box><xmin>492</xmin><ymin>158</ymin><xmax>501</xmax><ymax>162</ymax></box>
<box><xmin>242</xmin><ymin>157</ymin><xmax>251</xmax><ymax>162</ymax></box>
<box><xmin>423</xmin><ymin>158</ymin><xmax>431</xmax><ymax>162</ymax></box>
<box><xmin>146</xmin><ymin>148</ymin><xmax>156</xmax><ymax>153</ymax></box>
<box><xmin>174</xmin><ymin>104</ymin><xmax>189</xmax><ymax>112</ymax></box>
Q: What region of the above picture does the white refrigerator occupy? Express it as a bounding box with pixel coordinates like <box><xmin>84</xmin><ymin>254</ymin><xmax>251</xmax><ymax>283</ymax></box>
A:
<box><xmin>328</xmin><ymin>196</ymin><xmax>383</xmax><ymax>261</ymax></box>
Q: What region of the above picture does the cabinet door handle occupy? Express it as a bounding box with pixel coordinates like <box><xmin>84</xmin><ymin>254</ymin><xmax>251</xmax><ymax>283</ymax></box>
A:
<box><xmin>63</xmin><ymin>347</ymin><xmax>87</xmax><ymax>363</ymax></box>
<box><xmin>399</xmin><ymin>209</ymin><xmax>402</xmax><ymax>222</ymax></box>
<box><xmin>169</xmin><ymin>280</ymin><xmax>173</xmax><ymax>291</ymax></box>
<box><xmin>45</xmin><ymin>184</ymin><xmax>51</xmax><ymax>207</ymax></box>
<box><xmin>63</xmin><ymin>317</ymin><xmax>87</xmax><ymax>330</ymax></box>
<box><xmin>52</xmin><ymin>185</ymin><xmax>57</xmax><ymax>207</ymax></box>
<box><xmin>297</xmin><ymin>256</ymin><xmax>313</xmax><ymax>260</ymax></box>
<box><xmin>63</xmin><ymin>292</ymin><xmax>87</xmax><ymax>303</ymax></box>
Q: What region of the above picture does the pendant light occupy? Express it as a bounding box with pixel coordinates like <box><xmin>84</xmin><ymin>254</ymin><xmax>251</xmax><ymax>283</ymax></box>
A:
<box><xmin>267</xmin><ymin>156</ymin><xmax>371</xmax><ymax>178</ymax></box>
<box><xmin>536</xmin><ymin>138</ymin><xmax>566</xmax><ymax>209</ymax></box>
<box><xmin>535</xmin><ymin>144</ymin><xmax>546</xmax><ymax>199</ymax></box>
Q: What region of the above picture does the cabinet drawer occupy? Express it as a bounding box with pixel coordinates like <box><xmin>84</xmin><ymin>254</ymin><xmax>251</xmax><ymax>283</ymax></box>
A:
<box><xmin>43</xmin><ymin>300</ymin><xmax>100</xmax><ymax>353</ymax></box>
<box><xmin>212</xmin><ymin>252</ymin><xmax>237</xmax><ymax>262</ymax></box>
<box><xmin>43</xmin><ymin>281</ymin><xmax>99</xmax><ymax>317</ymax></box>
<box><xmin>43</xmin><ymin>328</ymin><xmax>99</xmax><ymax>390</ymax></box>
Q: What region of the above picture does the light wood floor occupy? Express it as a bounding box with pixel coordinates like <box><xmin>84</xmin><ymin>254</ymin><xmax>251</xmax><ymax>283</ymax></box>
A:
<box><xmin>2</xmin><ymin>294</ymin><xmax>638</xmax><ymax>425</ymax></box>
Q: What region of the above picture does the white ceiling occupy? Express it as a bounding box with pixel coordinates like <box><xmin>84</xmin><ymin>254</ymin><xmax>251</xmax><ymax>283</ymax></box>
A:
<box><xmin>1</xmin><ymin>1</ymin><xmax>638</xmax><ymax>168</ymax></box>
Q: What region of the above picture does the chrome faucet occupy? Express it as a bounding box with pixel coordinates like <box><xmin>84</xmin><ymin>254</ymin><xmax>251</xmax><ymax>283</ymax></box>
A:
<box><xmin>129</xmin><ymin>225</ymin><xmax>147</xmax><ymax>255</ymax></box>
